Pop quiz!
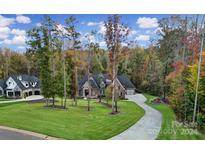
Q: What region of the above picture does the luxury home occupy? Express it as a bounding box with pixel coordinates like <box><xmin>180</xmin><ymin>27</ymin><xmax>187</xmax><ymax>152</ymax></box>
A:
<box><xmin>79</xmin><ymin>74</ymin><xmax>136</xmax><ymax>98</ymax></box>
<box><xmin>0</xmin><ymin>74</ymin><xmax>41</xmax><ymax>99</ymax></box>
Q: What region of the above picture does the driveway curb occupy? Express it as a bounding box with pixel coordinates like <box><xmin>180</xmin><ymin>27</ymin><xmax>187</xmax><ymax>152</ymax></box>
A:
<box><xmin>0</xmin><ymin>126</ymin><xmax>60</xmax><ymax>140</ymax></box>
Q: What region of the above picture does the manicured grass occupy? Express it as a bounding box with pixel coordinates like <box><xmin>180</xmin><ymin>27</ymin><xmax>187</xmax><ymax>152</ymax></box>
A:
<box><xmin>144</xmin><ymin>93</ymin><xmax>205</xmax><ymax>140</ymax></box>
<box><xmin>0</xmin><ymin>99</ymin><xmax>144</xmax><ymax>139</ymax></box>
<box><xmin>0</xmin><ymin>96</ymin><xmax>13</xmax><ymax>102</ymax></box>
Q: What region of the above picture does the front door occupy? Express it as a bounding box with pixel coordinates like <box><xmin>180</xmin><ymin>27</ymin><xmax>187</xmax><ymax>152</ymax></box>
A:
<box><xmin>84</xmin><ymin>89</ymin><xmax>89</xmax><ymax>97</ymax></box>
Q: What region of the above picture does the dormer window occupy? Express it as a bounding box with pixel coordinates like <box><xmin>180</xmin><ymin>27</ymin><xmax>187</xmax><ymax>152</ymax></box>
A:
<box><xmin>23</xmin><ymin>81</ymin><xmax>29</xmax><ymax>88</ymax></box>
<box><xmin>30</xmin><ymin>82</ymin><xmax>37</xmax><ymax>87</ymax></box>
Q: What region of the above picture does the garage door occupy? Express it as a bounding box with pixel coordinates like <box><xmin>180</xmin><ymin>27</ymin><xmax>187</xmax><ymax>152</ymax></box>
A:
<box><xmin>34</xmin><ymin>91</ymin><xmax>40</xmax><ymax>95</ymax></box>
<box><xmin>126</xmin><ymin>89</ymin><xmax>135</xmax><ymax>95</ymax></box>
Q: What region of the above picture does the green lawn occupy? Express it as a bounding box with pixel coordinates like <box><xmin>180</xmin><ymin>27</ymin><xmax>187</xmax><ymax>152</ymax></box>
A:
<box><xmin>144</xmin><ymin>93</ymin><xmax>205</xmax><ymax>140</ymax></box>
<box><xmin>0</xmin><ymin>96</ymin><xmax>13</xmax><ymax>102</ymax></box>
<box><xmin>0</xmin><ymin>99</ymin><xmax>144</xmax><ymax>139</ymax></box>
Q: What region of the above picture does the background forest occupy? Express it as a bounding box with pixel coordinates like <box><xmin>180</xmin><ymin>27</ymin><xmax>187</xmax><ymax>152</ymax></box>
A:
<box><xmin>0</xmin><ymin>15</ymin><xmax>205</xmax><ymax>130</ymax></box>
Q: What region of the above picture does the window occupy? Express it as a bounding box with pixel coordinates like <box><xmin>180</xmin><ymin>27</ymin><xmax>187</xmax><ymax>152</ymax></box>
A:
<box><xmin>34</xmin><ymin>91</ymin><xmax>40</xmax><ymax>95</ymax></box>
<box><xmin>15</xmin><ymin>91</ymin><xmax>21</xmax><ymax>96</ymax></box>
<box><xmin>24</xmin><ymin>82</ymin><xmax>29</xmax><ymax>87</ymax></box>
<box><xmin>8</xmin><ymin>92</ymin><xmax>13</xmax><ymax>96</ymax></box>
<box><xmin>31</xmin><ymin>82</ymin><xmax>37</xmax><ymax>87</ymax></box>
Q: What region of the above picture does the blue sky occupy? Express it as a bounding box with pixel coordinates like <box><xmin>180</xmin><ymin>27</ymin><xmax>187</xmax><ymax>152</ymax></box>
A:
<box><xmin>0</xmin><ymin>14</ymin><xmax>171</xmax><ymax>51</ymax></box>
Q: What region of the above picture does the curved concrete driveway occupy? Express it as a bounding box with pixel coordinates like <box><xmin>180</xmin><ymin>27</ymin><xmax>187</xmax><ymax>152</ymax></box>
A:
<box><xmin>111</xmin><ymin>94</ymin><xmax>162</xmax><ymax>140</ymax></box>
<box><xmin>0</xmin><ymin>95</ymin><xmax>44</xmax><ymax>104</ymax></box>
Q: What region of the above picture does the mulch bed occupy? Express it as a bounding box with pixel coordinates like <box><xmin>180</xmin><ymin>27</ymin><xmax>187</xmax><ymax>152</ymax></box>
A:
<box><xmin>109</xmin><ymin>111</ymin><xmax>120</xmax><ymax>115</ymax></box>
<box><xmin>44</xmin><ymin>105</ymin><xmax>67</xmax><ymax>109</ymax></box>
<box><xmin>27</xmin><ymin>99</ymin><xmax>58</xmax><ymax>104</ymax></box>
<box><xmin>151</xmin><ymin>98</ymin><xmax>170</xmax><ymax>104</ymax></box>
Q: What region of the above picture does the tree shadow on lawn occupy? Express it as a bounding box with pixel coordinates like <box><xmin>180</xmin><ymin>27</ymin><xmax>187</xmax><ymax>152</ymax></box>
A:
<box><xmin>0</xmin><ymin>102</ymin><xmax>24</xmax><ymax>108</ymax></box>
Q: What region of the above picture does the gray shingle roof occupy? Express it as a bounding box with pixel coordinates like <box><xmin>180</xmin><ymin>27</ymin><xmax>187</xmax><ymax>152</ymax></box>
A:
<box><xmin>78</xmin><ymin>75</ymin><xmax>101</xmax><ymax>89</ymax></box>
<box><xmin>79</xmin><ymin>74</ymin><xmax>135</xmax><ymax>90</ymax></box>
<box><xmin>0</xmin><ymin>74</ymin><xmax>40</xmax><ymax>90</ymax></box>
<box><xmin>117</xmin><ymin>75</ymin><xmax>135</xmax><ymax>89</ymax></box>
<box><xmin>0</xmin><ymin>79</ymin><xmax>6</xmax><ymax>89</ymax></box>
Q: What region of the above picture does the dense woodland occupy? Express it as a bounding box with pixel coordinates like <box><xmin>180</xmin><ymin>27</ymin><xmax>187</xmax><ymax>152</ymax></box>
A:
<box><xmin>0</xmin><ymin>15</ymin><xmax>204</xmax><ymax>130</ymax></box>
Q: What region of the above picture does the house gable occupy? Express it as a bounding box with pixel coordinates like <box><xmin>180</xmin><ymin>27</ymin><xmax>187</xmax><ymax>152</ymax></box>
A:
<box><xmin>6</xmin><ymin>77</ymin><xmax>18</xmax><ymax>90</ymax></box>
<box><xmin>117</xmin><ymin>75</ymin><xmax>135</xmax><ymax>90</ymax></box>
<box><xmin>116</xmin><ymin>78</ymin><xmax>126</xmax><ymax>91</ymax></box>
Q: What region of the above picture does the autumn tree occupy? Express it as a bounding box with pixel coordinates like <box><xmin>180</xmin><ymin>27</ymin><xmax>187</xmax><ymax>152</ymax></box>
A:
<box><xmin>104</xmin><ymin>15</ymin><xmax>129</xmax><ymax>113</ymax></box>
<box><xmin>158</xmin><ymin>15</ymin><xmax>187</xmax><ymax>99</ymax></box>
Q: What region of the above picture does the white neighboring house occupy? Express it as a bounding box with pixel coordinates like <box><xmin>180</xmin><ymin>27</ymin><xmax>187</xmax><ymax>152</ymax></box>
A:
<box><xmin>0</xmin><ymin>74</ymin><xmax>41</xmax><ymax>99</ymax></box>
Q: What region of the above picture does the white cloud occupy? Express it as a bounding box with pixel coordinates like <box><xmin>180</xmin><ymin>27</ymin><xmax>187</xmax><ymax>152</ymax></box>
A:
<box><xmin>56</xmin><ymin>24</ymin><xmax>68</xmax><ymax>36</ymax></box>
<box><xmin>0</xmin><ymin>15</ymin><xmax>15</xmax><ymax>27</ymax></box>
<box><xmin>3</xmin><ymin>35</ymin><xmax>26</xmax><ymax>45</ymax></box>
<box><xmin>12</xmin><ymin>35</ymin><xmax>26</xmax><ymax>45</ymax></box>
<box><xmin>129</xmin><ymin>30</ymin><xmax>138</xmax><ymax>37</ymax></box>
<box><xmin>87</xmin><ymin>21</ymin><xmax>103</xmax><ymax>26</ymax></box>
<box><xmin>36</xmin><ymin>23</ymin><xmax>41</xmax><ymax>27</ymax></box>
<box><xmin>121</xmin><ymin>42</ymin><xmax>128</xmax><ymax>47</ymax></box>
<box><xmin>145</xmin><ymin>30</ymin><xmax>152</xmax><ymax>34</ymax></box>
<box><xmin>137</xmin><ymin>17</ymin><xmax>158</xmax><ymax>28</ymax></box>
<box><xmin>87</xmin><ymin>35</ymin><xmax>96</xmax><ymax>43</ymax></box>
<box><xmin>11</xmin><ymin>29</ymin><xmax>26</xmax><ymax>36</ymax></box>
<box><xmin>98</xmin><ymin>23</ymin><xmax>134</xmax><ymax>38</ymax></box>
<box><xmin>16</xmin><ymin>15</ymin><xmax>31</xmax><ymax>24</ymax></box>
<box><xmin>135</xmin><ymin>35</ymin><xmax>150</xmax><ymax>41</ymax></box>
<box><xmin>80</xmin><ymin>33</ymin><xmax>96</xmax><ymax>44</ymax></box>
<box><xmin>99</xmin><ymin>41</ymin><xmax>106</xmax><ymax>47</ymax></box>
<box><xmin>0</xmin><ymin>27</ymin><xmax>11</xmax><ymax>39</ymax></box>
<box><xmin>97</xmin><ymin>23</ymin><xmax>106</xmax><ymax>35</ymax></box>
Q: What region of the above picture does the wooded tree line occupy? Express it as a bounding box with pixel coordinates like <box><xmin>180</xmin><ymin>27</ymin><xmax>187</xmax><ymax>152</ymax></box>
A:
<box><xmin>120</xmin><ymin>15</ymin><xmax>205</xmax><ymax>129</ymax></box>
<box><xmin>0</xmin><ymin>15</ymin><xmax>204</xmax><ymax>129</ymax></box>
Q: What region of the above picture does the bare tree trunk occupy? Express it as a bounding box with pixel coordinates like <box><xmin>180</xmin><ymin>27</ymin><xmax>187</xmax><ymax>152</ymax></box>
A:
<box><xmin>74</xmin><ymin>50</ymin><xmax>78</xmax><ymax>106</ymax></box>
<box><xmin>111</xmin><ymin>50</ymin><xmax>116</xmax><ymax>114</ymax></box>
<box><xmin>63</xmin><ymin>51</ymin><xmax>67</xmax><ymax>109</ymax></box>
<box><xmin>99</xmin><ymin>95</ymin><xmax>102</xmax><ymax>103</ymax></box>
<box><xmin>193</xmin><ymin>31</ymin><xmax>204</xmax><ymax>123</ymax></box>
<box><xmin>27</xmin><ymin>59</ymin><xmax>31</xmax><ymax>75</ymax></box>
<box><xmin>46</xmin><ymin>98</ymin><xmax>49</xmax><ymax>106</ymax></box>
<box><xmin>52</xmin><ymin>96</ymin><xmax>55</xmax><ymax>107</ymax></box>
<box><xmin>162</xmin><ymin>63</ymin><xmax>168</xmax><ymax>99</ymax></box>
<box><xmin>5</xmin><ymin>49</ymin><xmax>11</xmax><ymax>78</ymax></box>
<box><xmin>87</xmin><ymin>49</ymin><xmax>91</xmax><ymax>111</ymax></box>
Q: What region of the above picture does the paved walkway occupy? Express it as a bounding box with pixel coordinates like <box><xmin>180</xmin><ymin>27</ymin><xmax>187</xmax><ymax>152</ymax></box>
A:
<box><xmin>0</xmin><ymin>95</ymin><xmax>44</xmax><ymax>104</ymax></box>
<box><xmin>0</xmin><ymin>126</ymin><xmax>58</xmax><ymax>140</ymax></box>
<box><xmin>111</xmin><ymin>94</ymin><xmax>162</xmax><ymax>140</ymax></box>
